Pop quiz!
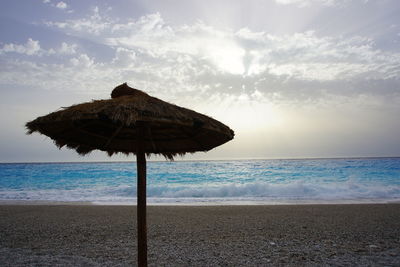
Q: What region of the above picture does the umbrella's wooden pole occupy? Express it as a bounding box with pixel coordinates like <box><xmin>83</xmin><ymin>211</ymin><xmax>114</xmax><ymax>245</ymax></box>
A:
<box><xmin>137</xmin><ymin>125</ymin><xmax>147</xmax><ymax>267</ymax></box>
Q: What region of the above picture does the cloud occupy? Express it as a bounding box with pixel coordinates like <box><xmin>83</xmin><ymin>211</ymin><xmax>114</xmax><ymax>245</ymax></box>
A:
<box><xmin>235</xmin><ymin>29</ymin><xmax>400</xmax><ymax>81</ymax></box>
<box><xmin>0</xmin><ymin>39</ymin><xmax>79</xmax><ymax>57</ymax></box>
<box><xmin>44</xmin><ymin>6</ymin><xmax>111</xmax><ymax>35</ymax></box>
<box><xmin>107</xmin><ymin>14</ymin><xmax>247</xmax><ymax>75</ymax></box>
<box><xmin>2</xmin><ymin>10</ymin><xmax>398</xmax><ymax>106</ymax></box>
<box><xmin>275</xmin><ymin>0</ymin><xmax>335</xmax><ymax>6</ymax></box>
<box><xmin>69</xmin><ymin>54</ymin><xmax>94</xmax><ymax>67</ymax></box>
<box><xmin>42</xmin><ymin>0</ymin><xmax>72</xmax><ymax>13</ymax></box>
<box><xmin>0</xmin><ymin>38</ymin><xmax>41</xmax><ymax>56</ymax></box>
<box><xmin>59</xmin><ymin>42</ymin><xmax>77</xmax><ymax>54</ymax></box>
<box><xmin>273</xmin><ymin>0</ymin><xmax>375</xmax><ymax>7</ymax></box>
<box><xmin>0</xmin><ymin>55</ymin><xmax>110</xmax><ymax>96</ymax></box>
<box><xmin>112</xmin><ymin>47</ymin><xmax>136</xmax><ymax>67</ymax></box>
<box><xmin>43</xmin><ymin>9</ymin><xmax>400</xmax><ymax>83</ymax></box>
<box><xmin>55</xmin><ymin>1</ymin><xmax>67</xmax><ymax>9</ymax></box>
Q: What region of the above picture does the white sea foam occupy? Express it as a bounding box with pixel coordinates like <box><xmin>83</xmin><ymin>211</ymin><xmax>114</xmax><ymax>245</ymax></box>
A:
<box><xmin>1</xmin><ymin>179</ymin><xmax>399</xmax><ymax>205</ymax></box>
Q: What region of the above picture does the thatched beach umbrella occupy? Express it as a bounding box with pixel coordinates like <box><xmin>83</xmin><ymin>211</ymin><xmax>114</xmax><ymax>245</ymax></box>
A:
<box><xmin>26</xmin><ymin>83</ymin><xmax>234</xmax><ymax>267</ymax></box>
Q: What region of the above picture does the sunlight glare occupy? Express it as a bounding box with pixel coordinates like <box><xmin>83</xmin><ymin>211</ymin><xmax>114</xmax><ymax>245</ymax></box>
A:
<box><xmin>201</xmin><ymin>38</ymin><xmax>245</xmax><ymax>75</ymax></box>
<box><xmin>204</xmin><ymin>93</ymin><xmax>285</xmax><ymax>133</ymax></box>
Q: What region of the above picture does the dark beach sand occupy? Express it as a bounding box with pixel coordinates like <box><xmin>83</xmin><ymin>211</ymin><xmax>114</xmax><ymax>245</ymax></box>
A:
<box><xmin>1</xmin><ymin>204</ymin><xmax>399</xmax><ymax>266</ymax></box>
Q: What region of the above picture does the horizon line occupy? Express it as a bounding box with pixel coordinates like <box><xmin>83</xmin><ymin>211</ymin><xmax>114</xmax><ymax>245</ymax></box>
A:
<box><xmin>1</xmin><ymin>155</ymin><xmax>399</xmax><ymax>164</ymax></box>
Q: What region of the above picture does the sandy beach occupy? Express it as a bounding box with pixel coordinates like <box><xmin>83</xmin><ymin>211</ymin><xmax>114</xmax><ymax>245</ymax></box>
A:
<box><xmin>1</xmin><ymin>204</ymin><xmax>399</xmax><ymax>266</ymax></box>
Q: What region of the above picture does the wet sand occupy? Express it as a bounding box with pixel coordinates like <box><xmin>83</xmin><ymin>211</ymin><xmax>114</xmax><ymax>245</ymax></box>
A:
<box><xmin>1</xmin><ymin>204</ymin><xmax>399</xmax><ymax>266</ymax></box>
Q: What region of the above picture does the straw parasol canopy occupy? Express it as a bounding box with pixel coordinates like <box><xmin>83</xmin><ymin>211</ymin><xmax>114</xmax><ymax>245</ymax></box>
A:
<box><xmin>26</xmin><ymin>83</ymin><xmax>234</xmax><ymax>160</ymax></box>
<box><xmin>26</xmin><ymin>83</ymin><xmax>234</xmax><ymax>267</ymax></box>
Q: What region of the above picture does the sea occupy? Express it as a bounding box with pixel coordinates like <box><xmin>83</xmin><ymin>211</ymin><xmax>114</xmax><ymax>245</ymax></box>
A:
<box><xmin>0</xmin><ymin>158</ymin><xmax>399</xmax><ymax>205</ymax></box>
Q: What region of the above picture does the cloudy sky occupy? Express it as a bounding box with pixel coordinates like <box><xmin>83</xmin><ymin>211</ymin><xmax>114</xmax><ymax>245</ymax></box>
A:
<box><xmin>1</xmin><ymin>0</ymin><xmax>399</xmax><ymax>162</ymax></box>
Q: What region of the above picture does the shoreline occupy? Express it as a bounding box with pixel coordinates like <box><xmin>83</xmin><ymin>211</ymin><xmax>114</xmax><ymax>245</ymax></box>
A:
<box><xmin>1</xmin><ymin>198</ymin><xmax>399</xmax><ymax>206</ymax></box>
<box><xmin>1</xmin><ymin>204</ymin><xmax>399</xmax><ymax>266</ymax></box>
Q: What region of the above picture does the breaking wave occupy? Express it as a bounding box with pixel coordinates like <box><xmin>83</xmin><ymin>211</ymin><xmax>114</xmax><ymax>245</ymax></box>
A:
<box><xmin>2</xmin><ymin>179</ymin><xmax>400</xmax><ymax>204</ymax></box>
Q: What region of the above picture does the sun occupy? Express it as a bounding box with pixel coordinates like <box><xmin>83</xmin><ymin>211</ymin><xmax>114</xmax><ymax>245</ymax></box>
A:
<box><xmin>203</xmin><ymin>39</ymin><xmax>246</xmax><ymax>75</ymax></box>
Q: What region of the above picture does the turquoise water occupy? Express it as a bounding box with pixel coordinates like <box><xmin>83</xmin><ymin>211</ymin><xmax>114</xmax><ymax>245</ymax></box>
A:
<box><xmin>0</xmin><ymin>158</ymin><xmax>399</xmax><ymax>204</ymax></box>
